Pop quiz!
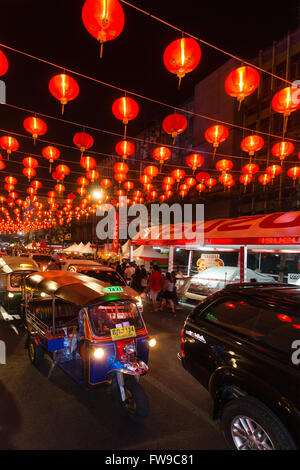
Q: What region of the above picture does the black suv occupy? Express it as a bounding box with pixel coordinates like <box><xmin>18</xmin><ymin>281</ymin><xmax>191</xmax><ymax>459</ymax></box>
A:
<box><xmin>178</xmin><ymin>283</ymin><xmax>300</xmax><ymax>450</ymax></box>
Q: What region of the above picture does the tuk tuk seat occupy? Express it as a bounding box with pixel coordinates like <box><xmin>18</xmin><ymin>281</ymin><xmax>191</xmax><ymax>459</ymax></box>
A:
<box><xmin>29</xmin><ymin>299</ymin><xmax>80</xmax><ymax>327</ymax></box>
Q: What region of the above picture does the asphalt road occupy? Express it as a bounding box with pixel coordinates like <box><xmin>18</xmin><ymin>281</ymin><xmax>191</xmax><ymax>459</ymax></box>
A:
<box><xmin>0</xmin><ymin>303</ymin><xmax>227</xmax><ymax>451</ymax></box>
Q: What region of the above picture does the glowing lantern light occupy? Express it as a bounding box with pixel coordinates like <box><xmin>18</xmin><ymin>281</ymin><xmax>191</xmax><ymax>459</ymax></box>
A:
<box><xmin>5</xmin><ymin>176</ymin><xmax>17</xmax><ymax>186</ymax></box>
<box><xmin>225</xmin><ymin>66</ymin><xmax>260</xmax><ymax>108</ymax></box>
<box><xmin>186</xmin><ymin>153</ymin><xmax>204</xmax><ymax>172</ymax></box>
<box><xmin>165</xmin><ymin>190</ymin><xmax>173</xmax><ymax>199</ymax></box>
<box><xmin>86</xmin><ymin>169</ymin><xmax>100</xmax><ymax>182</ymax></box>
<box><xmin>219</xmin><ymin>173</ymin><xmax>233</xmax><ymax>185</ymax></box>
<box><xmin>272</xmin><ymin>86</ymin><xmax>300</xmax><ymax>137</ymax></box>
<box><xmin>112</xmin><ymin>96</ymin><xmax>139</xmax><ymax>138</ymax></box>
<box><xmin>258</xmin><ymin>174</ymin><xmax>272</xmax><ymax>188</ymax></box>
<box><xmin>31</xmin><ymin>180</ymin><xmax>43</xmax><ymax>191</ymax></box>
<box><xmin>49</xmin><ymin>74</ymin><xmax>79</xmax><ymax>114</ymax></box>
<box><xmin>55</xmin><ymin>184</ymin><xmax>65</xmax><ymax>194</ymax></box>
<box><xmin>115</xmin><ymin>140</ymin><xmax>135</xmax><ymax>160</ymax></box>
<box><xmin>56</xmin><ymin>164</ymin><xmax>70</xmax><ymax>180</ymax></box>
<box><xmin>23</xmin><ymin>157</ymin><xmax>38</xmax><ymax>169</ymax></box>
<box><xmin>144</xmin><ymin>183</ymin><xmax>154</xmax><ymax>193</ymax></box>
<box><xmin>23</xmin><ymin>117</ymin><xmax>47</xmax><ymax>145</ymax></box>
<box><xmin>27</xmin><ymin>187</ymin><xmax>36</xmax><ymax>196</ymax></box>
<box><xmin>133</xmin><ymin>190</ymin><xmax>142</xmax><ymax>198</ymax></box>
<box><xmin>196</xmin><ymin>183</ymin><xmax>206</xmax><ymax>193</ymax></box>
<box><xmin>160</xmin><ymin>194</ymin><xmax>167</xmax><ymax>202</ymax></box>
<box><xmin>147</xmin><ymin>190</ymin><xmax>158</xmax><ymax>201</ymax></box>
<box><xmin>287</xmin><ymin>167</ymin><xmax>300</xmax><ymax>184</ymax></box>
<box><xmin>216</xmin><ymin>159</ymin><xmax>233</xmax><ymax>174</ymax></box>
<box><xmin>241</xmin><ymin>135</ymin><xmax>264</xmax><ymax>158</ymax></box>
<box><xmin>80</xmin><ymin>155</ymin><xmax>97</xmax><ymax>171</ymax></box>
<box><xmin>116</xmin><ymin>189</ymin><xmax>125</xmax><ymax>197</ymax></box>
<box><xmin>123</xmin><ymin>181</ymin><xmax>134</xmax><ymax>191</ymax></box>
<box><xmin>101</xmin><ymin>178</ymin><xmax>112</xmax><ymax>188</ymax></box>
<box><xmin>242</xmin><ymin>163</ymin><xmax>259</xmax><ymax>175</ymax></box>
<box><xmin>163</xmin><ymin>37</ymin><xmax>201</xmax><ymax>87</ymax></box>
<box><xmin>73</xmin><ymin>132</ymin><xmax>94</xmax><ymax>156</ymax></box>
<box><xmin>82</xmin><ymin>0</ymin><xmax>125</xmax><ymax>58</ymax></box>
<box><xmin>153</xmin><ymin>146</ymin><xmax>171</xmax><ymax>167</ymax></box>
<box><xmin>0</xmin><ymin>50</ymin><xmax>8</xmax><ymax>76</ymax></box>
<box><xmin>0</xmin><ymin>161</ymin><xmax>5</xmax><ymax>171</ymax></box>
<box><xmin>23</xmin><ymin>168</ymin><xmax>36</xmax><ymax>181</ymax></box>
<box><xmin>42</xmin><ymin>146</ymin><xmax>60</xmax><ymax>172</ymax></box>
<box><xmin>205</xmin><ymin>177</ymin><xmax>217</xmax><ymax>191</ymax></box>
<box><xmin>179</xmin><ymin>190</ymin><xmax>188</xmax><ymax>198</ymax></box>
<box><xmin>114</xmin><ymin>172</ymin><xmax>127</xmax><ymax>183</ymax></box>
<box><xmin>196</xmin><ymin>172</ymin><xmax>210</xmax><ymax>184</ymax></box>
<box><xmin>144</xmin><ymin>165</ymin><xmax>159</xmax><ymax>178</ymax></box>
<box><xmin>77</xmin><ymin>176</ymin><xmax>89</xmax><ymax>187</ymax></box>
<box><xmin>0</xmin><ymin>136</ymin><xmax>19</xmax><ymax>159</ymax></box>
<box><xmin>205</xmin><ymin>125</ymin><xmax>229</xmax><ymax>159</ymax></box>
<box><xmin>185</xmin><ymin>177</ymin><xmax>196</xmax><ymax>187</ymax></box>
<box><xmin>162</xmin><ymin>113</ymin><xmax>187</xmax><ymax>143</ymax></box>
<box><xmin>163</xmin><ymin>176</ymin><xmax>175</xmax><ymax>186</ymax></box>
<box><xmin>240</xmin><ymin>174</ymin><xmax>253</xmax><ymax>192</ymax></box>
<box><xmin>113</xmin><ymin>161</ymin><xmax>129</xmax><ymax>174</ymax></box>
<box><xmin>224</xmin><ymin>179</ymin><xmax>235</xmax><ymax>190</ymax></box>
<box><xmin>272</xmin><ymin>141</ymin><xmax>294</xmax><ymax>164</ymax></box>
<box><xmin>171</xmin><ymin>169</ymin><xmax>186</xmax><ymax>183</ymax></box>
<box><xmin>77</xmin><ymin>187</ymin><xmax>87</xmax><ymax>197</ymax></box>
<box><xmin>266</xmin><ymin>165</ymin><xmax>282</xmax><ymax>180</ymax></box>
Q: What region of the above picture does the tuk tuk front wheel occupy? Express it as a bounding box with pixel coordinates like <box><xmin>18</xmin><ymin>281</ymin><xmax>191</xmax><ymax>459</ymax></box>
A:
<box><xmin>112</xmin><ymin>374</ymin><xmax>149</xmax><ymax>422</ymax></box>
<box><xmin>28</xmin><ymin>336</ymin><xmax>44</xmax><ymax>367</ymax></box>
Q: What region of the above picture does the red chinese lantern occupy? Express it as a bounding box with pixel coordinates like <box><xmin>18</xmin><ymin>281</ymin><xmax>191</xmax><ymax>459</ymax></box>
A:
<box><xmin>242</xmin><ymin>163</ymin><xmax>259</xmax><ymax>175</ymax></box>
<box><xmin>219</xmin><ymin>173</ymin><xmax>233</xmax><ymax>186</ymax></box>
<box><xmin>163</xmin><ymin>176</ymin><xmax>175</xmax><ymax>186</ymax></box>
<box><xmin>240</xmin><ymin>174</ymin><xmax>253</xmax><ymax>192</ymax></box>
<box><xmin>171</xmin><ymin>169</ymin><xmax>186</xmax><ymax>183</ymax></box>
<box><xmin>224</xmin><ymin>179</ymin><xmax>235</xmax><ymax>190</ymax></box>
<box><xmin>179</xmin><ymin>190</ymin><xmax>188</xmax><ymax>198</ymax></box>
<box><xmin>74</xmin><ymin>132</ymin><xmax>94</xmax><ymax>156</ymax></box>
<box><xmin>5</xmin><ymin>176</ymin><xmax>17</xmax><ymax>186</ymax></box>
<box><xmin>0</xmin><ymin>161</ymin><xmax>5</xmax><ymax>171</ymax></box>
<box><xmin>205</xmin><ymin>125</ymin><xmax>229</xmax><ymax>159</ymax></box>
<box><xmin>49</xmin><ymin>74</ymin><xmax>79</xmax><ymax>114</ymax></box>
<box><xmin>55</xmin><ymin>184</ymin><xmax>65</xmax><ymax>194</ymax></box>
<box><xmin>116</xmin><ymin>189</ymin><xmax>125</xmax><ymax>197</ymax></box>
<box><xmin>272</xmin><ymin>86</ymin><xmax>300</xmax><ymax>137</ymax></box>
<box><xmin>216</xmin><ymin>159</ymin><xmax>233</xmax><ymax>173</ymax></box>
<box><xmin>225</xmin><ymin>66</ymin><xmax>260</xmax><ymax>108</ymax></box>
<box><xmin>77</xmin><ymin>187</ymin><xmax>87</xmax><ymax>197</ymax></box>
<box><xmin>133</xmin><ymin>190</ymin><xmax>142</xmax><ymax>198</ymax></box>
<box><xmin>162</xmin><ymin>113</ymin><xmax>187</xmax><ymax>142</ymax></box>
<box><xmin>31</xmin><ymin>180</ymin><xmax>43</xmax><ymax>191</ymax></box>
<box><xmin>186</xmin><ymin>153</ymin><xmax>204</xmax><ymax>172</ymax></box>
<box><xmin>23</xmin><ymin>168</ymin><xmax>36</xmax><ymax>181</ymax></box>
<box><xmin>163</xmin><ymin>38</ymin><xmax>201</xmax><ymax>87</ymax></box>
<box><xmin>165</xmin><ymin>190</ymin><xmax>173</xmax><ymax>199</ymax></box>
<box><xmin>101</xmin><ymin>178</ymin><xmax>112</xmax><ymax>188</ymax></box>
<box><xmin>159</xmin><ymin>194</ymin><xmax>167</xmax><ymax>202</ymax></box>
<box><xmin>112</xmin><ymin>96</ymin><xmax>139</xmax><ymax>138</ymax></box>
<box><xmin>272</xmin><ymin>141</ymin><xmax>294</xmax><ymax>164</ymax></box>
<box><xmin>114</xmin><ymin>172</ymin><xmax>127</xmax><ymax>183</ymax></box>
<box><xmin>241</xmin><ymin>135</ymin><xmax>264</xmax><ymax>157</ymax></box>
<box><xmin>23</xmin><ymin>117</ymin><xmax>47</xmax><ymax>145</ymax></box>
<box><xmin>80</xmin><ymin>155</ymin><xmax>96</xmax><ymax>171</ymax></box>
<box><xmin>144</xmin><ymin>165</ymin><xmax>159</xmax><ymax>178</ymax></box>
<box><xmin>287</xmin><ymin>167</ymin><xmax>300</xmax><ymax>184</ymax></box>
<box><xmin>0</xmin><ymin>49</ymin><xmax>8</xmax><ymax>76</ymax></box>
<box><xmin>0</xmin><ymin>136</ymin><xmax>19</xmax><ymax>159</ymax></box>
<box><xmin>77</xmin><ymin>176</ymin><xmax>89</xmax><ymax>187</ymax></box>
<box><xmin>86</xmin><ymin>169</ymin><xmax>100</xmax><ymax>182</ymax></box>
<box><xmin>153</xmin><ymin>146</ymin><xmax>171</xmax><ymax>166</ymax></box>
<box><xmin>266</xmin><ymin>165</ymin><xmax>282</xmax><ymax>179</ymax></box>
<box><xmin>56</xmin><ymin>164</ymin><xmax>70</xmax><ymax>179</ymax></box>
<box><xmin>205</xmin><ymin>177</ymin><xmax>217</xmax><ymax>191</ymax></box>
<box><xmin>48</xmin><ymin>191</ymin><xmax>57</xmax><ymax>198</ymax></box>
<box><xmin>27</xmin><ymin>187</ymin><xmax>36</xmax><ymax>196</ymax></box>
<box><xmin>196</xmin><ymin>183</ymin><xmax>206</xmax><ymax>193</ymax></box>
<box><xmin>82</xmin><ymin>0</ymin><xmax>125</xmax><ymax>58</ymax></box>
<box><xmin>144</xmin><ymin>183</ymin><xmax>154</xmax><ymax>193</ymax></box>
<box><xmin>147</xmin><ymin>191</ymin><xmax>158</xmax><ymax>201</ymax></box>
<box><xmin>115</xmin><ymin>140</ymin><xmax>135</xmax><ymax>160</ymax></box>
<box><xmin>185</xmin><ymin>177</ymin><xmax>196</xmax><ymax>187</ymax></box>
<box><xmin>258</xmin><ymin>174</ymin><xmax>272</xmax><ymax>188</ymax></box>
<box><xmin>123</xmin><ymin>181</ymin><xmax>134</xmax><ymax>191</ymax></box>
<box><xmin>196</xmin><ymin>172</ymin><xmax>210</xmax><ymax>183</ymax></box>
<box><xmin>42</xmin><ymin>146</ymin><xmax>60</xmax><ymax>172</ymax></box>
<box><xmin>23</xmin><ymin>157</ymin><xmax>38</xmax><ymax>169</ymax></box>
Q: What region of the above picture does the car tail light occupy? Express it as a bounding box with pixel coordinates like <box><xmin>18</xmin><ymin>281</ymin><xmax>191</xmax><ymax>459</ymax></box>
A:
<box><xmin>180</xmin><ymin>328</ymin><xmax>185</xmax><ymax>358</ymax></box>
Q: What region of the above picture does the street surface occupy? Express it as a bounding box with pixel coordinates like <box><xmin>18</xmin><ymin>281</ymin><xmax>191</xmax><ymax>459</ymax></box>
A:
<box><xmin>0</xmin><ymin>303</ymin><xmax>227</xmax><ymax>450</ymax></box>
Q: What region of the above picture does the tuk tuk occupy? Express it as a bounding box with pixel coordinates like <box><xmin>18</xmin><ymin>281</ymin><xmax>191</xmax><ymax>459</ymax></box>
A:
<box><xmin>0</xmin><ymin>256</ymin><xmax>40</xmax><ymax>316</ymax></box>
<box><xmin>24</xmin><ymin>271</ymin><xmax>155</xmax><ymax>421</ymax></box>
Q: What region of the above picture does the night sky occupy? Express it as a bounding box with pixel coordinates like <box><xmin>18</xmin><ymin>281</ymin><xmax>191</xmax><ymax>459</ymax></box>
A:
<box><xmin>0</xmin><ymin>0</ymin><xmax>299</xmax><ymax>198</ymax></box>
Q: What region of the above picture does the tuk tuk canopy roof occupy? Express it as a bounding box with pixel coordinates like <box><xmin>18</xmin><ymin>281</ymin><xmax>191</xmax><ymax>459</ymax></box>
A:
<box><xmin>0</xmin><ymin>256</ymin><xmax>40</xmax><ymax>273</ymax></box>
<box><xmin>25</xmin><ymin>271</ymin><xmax>112</xmax><ymax>307</ymax></box>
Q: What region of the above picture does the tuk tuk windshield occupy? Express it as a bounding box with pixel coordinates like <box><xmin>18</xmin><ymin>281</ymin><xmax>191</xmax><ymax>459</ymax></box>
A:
<box><xmin>10</xmin><ymin>271</ymin><xmax>36</xmax><ymax>288</ymax></box>
<box><xmin>88</xmin><ymin>300</ymin><xmax>143</xmax><ymax>336</ymax></box>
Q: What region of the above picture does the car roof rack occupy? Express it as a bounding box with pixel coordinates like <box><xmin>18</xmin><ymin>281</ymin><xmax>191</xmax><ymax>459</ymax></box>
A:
<box><xmin>223</xmin><ymin>282</ymin><xmax>295</xmax><ymax>290</ymax></box>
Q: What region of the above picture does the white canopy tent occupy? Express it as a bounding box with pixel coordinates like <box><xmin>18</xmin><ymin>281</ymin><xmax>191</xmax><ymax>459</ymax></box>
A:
<box><xmin>63</xmin><ymin>243</ymin><xmax>79</xmax><ymax>252</ymax></box>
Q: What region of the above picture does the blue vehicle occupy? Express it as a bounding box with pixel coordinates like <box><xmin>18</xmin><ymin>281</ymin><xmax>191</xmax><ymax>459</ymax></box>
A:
<box><xmin>24</xmin><ymin>271</ymin><xmax>155</xmax><ymax>420</ymax></box>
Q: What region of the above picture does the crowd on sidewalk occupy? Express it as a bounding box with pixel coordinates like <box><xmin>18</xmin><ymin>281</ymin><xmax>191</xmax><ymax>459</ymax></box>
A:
<box><xmin>108</xmin><ymin>260</ymin><xmax>184</xmax><ymax>316</ymax></box>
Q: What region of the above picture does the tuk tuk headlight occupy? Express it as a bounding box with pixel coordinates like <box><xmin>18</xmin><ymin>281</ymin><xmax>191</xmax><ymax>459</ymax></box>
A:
<box><xmin>149</xmin><ymin>338</ymin><xmax>157</xmax><ymax>348</ymax></box>
<box><xmin>8</xmin><ymin>293</ymin><xmax>14</xmax><ymax>298</ymax></box>
<box><xmin>93</xmin><ymin>347</ymin><xmax>105</xmax><ymax>359</ymax></box>
<box><xmin>135</xmin><ymin>296</ymin><xmax>143</xmax><ymax>308</ymax></box>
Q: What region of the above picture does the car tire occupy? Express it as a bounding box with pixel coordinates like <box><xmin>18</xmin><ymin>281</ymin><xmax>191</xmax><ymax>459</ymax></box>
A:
<box><xmin>28</xmin><ymin>336</ymin><xmax>44</xmax><ymax>367</ymax></box>
<box><xmin>221</xmin><ymin>396</ymin><xmax>297</xmax><ymax>450</ymax></box>
<box><xmin>112</xmin><ymin>374</ymin><xmax>149</xmax><ymax>422</ymax></box>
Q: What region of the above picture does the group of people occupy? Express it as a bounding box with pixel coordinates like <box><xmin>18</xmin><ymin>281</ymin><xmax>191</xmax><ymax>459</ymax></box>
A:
<box><xmin>113</xmin><ymin>261</ymin><xmax>183</xmax><ymax>315</ymax></box>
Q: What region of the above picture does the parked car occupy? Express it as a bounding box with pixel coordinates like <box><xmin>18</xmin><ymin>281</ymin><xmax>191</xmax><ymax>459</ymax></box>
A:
<box><xmin>60</xmin><ymin>259</ymin><xmax>103</xmax><ymax>271</ymax></box>
<box><xmin>31</xmin><ymin>254</ymin><xmax>52</xmax><ymax>271</ymax></box>
<box><xmin>178</xmin><ymin>283</ymin><xmax>300</xmax><ymax>450</ymax></box>
<box><xmin>178</xmin><ymin>266</ymin><xmax>276</xmax><ymax>303</ymax></box>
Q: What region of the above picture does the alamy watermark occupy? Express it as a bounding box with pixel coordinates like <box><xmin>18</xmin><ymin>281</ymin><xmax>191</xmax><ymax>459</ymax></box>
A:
<box><xmin>96</xmin><ymin>198</ymin><xmax>204</xmax><ymax>244</ymax></box>
<box><xmin>292</xmin><ymin>80</ymin><xmax>300</xmax><ymax>106</ymax></box>
<box><xmin>291</xmin><ymin>340</ymin><xmax>300</xmax><ymax>366</ymax></box>
<box><xmin>0</xmin><ymin>340</ymin><xmax>6</xmax><ymax>365</ymax></box>
<box><xmin>0</xmin><ymin>80</ymin><xmax>6</xmax><ymax>104</ymax></box>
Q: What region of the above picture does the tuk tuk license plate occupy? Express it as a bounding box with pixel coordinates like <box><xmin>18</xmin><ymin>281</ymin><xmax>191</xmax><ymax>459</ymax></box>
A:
<box><xmin>110</xmin><ymin>326</ymin><xmax>136</xmax><ymax>341</ymax></box>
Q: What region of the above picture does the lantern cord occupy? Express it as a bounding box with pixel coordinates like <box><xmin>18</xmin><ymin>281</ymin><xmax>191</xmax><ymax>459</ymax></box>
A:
<box><xmin>119</xmin><ymin>0</ymin><xmax>298</xmax><ymax>88</ymax></box>
<box><xmin>0</xmin><ymin>43</ymin><xmax>299</xmax><ymax>144</ymax></box>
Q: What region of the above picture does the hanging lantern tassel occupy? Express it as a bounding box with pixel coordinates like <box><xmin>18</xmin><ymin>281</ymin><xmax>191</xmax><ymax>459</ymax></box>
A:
<box><xmin>213</xmin><ymin>144</ymin><xmax>218</xmax><ymax>161</ymax></box>
<box><xmin>238</xmin><ymin>98</ymin><xmax>243</xmax><ymax>112</ymax></box>
<box><xmin>7</xmin><ymin>151</ymin><xmax>10</xmax><ymax>161</ymax></box>
<box><xmin>33</xmin><ymin>134</ymin><xmax>38</xmax><ymax>146</ymax></box>
<box><xmin>100</xmin><ymin>42</ymin><xmax>104</xmax><ymax>59</ymax></box>
<box><xmin>123</xmin><ymin>119</ymin><xmax>128</xmax><ymax>139</ymax></box>
<box><xmin>61</xmin><ymin>98</ymin><xmax>67</xmax><ymax>115</ymax></box>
